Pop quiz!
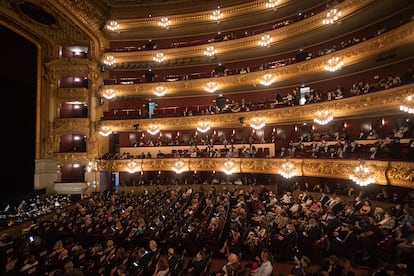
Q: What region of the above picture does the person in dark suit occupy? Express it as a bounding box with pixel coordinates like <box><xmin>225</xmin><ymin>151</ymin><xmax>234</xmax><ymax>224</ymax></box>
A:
<box><xmin>186</xmin><ymin>250</ymin><xmax>207</xmax><ymax>276</ymax></box>
<box><xmin>167</xmin><ymin>247</ymin><xmax>180</xmax><ymax>272</ymax></box>
<box><xmin>317</xmin><ymin>255</ymin><xmax>343</xmax><ymax>276</ymax></box>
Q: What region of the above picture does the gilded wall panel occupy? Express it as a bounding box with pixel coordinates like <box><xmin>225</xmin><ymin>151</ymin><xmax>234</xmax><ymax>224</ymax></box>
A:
<box><xmin>54</xmin><ymin>118</ymin><xmax>89</xmax><ymax>135</ymax></box>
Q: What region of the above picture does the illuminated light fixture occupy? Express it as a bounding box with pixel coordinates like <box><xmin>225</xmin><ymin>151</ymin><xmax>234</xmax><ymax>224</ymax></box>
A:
<box><xmin>314</xmin><ymin>110</ymin><xmax>334</xmax><ymax>125</ymax></box>
<box><xmin>400</xmin><ymin>94</ymin><xmax>414</xmax><ymax>114</ymax></box>
<box><xmin>104</xmin><ymin>55</ymin><xmax>116</xmax><ymax>66</ymax></box>
<box><xmin>99</xmin><ymin>126</ymin><xmax>112</xmax><ymax>136</ymax></box>
<box><xmin>204</xmin><ymin>81</ymin><xmax>219</xmax><ymax>93</ymax></box>
<box><xmin>258</xmin><ymin>34</ymin><xmax>272</xmax><ymax>47</ymax></box>
<box><xmin>172</xmin><ymin>160</ymin><xmax>186</xmax><ymax>174</ymax></box>
<box><xmin>210</xmin><ymin>7</ymin><xmax>223</xmax><ymax>21</ymax></box>
<box><xmin>322</xmin><ymin>8</ymin><xmax>342</xmax><ymax>25</ymax></box>
<box><xmin>349</xmin><ymin>161</ymin><xmax>375</xmax><ymax>186</ymax></box>
<box><xmin>106</xmin><ymin>20</ymin><xmax>119</xmax><ymax>31</ymax></box>
<box><xmin>158</xmin><ymin>17</ymin><xmax>170</xmax><ymax>29</ymax></box>
<box><xmin>197</xmin><ymin>121</ymin><xmax>211</xmax><ymax>133</ymax></box>
<box><xmin>324</xmin><ymin>57</ymin><xmax>344</xmax><ymax>72</ymax></box>
<box><xmin>154</xmin><ymin>52</ymin><xmax>166</xmax><ymax>63</ymax></box>
<box><xmin>154</xmin><ymin>86</ymin><xmax>167</xmax><ymax>97</ymax></box>
<box><xmin>147</xmin><ymin>125</ymin><xmax>160</xmax><ymax>135</ymax></box>
<box><xmin>260</xmin><ymin>73</ymin><xmax>276</xmax><ymax>86</ymax></box>
<box><xmin>250</xmin><ymin>118</ymin><xmax>266</xmax><ymax>130</ymax></box>
<box><xmin>102</xmin><ymin>89</ymin><xmax>116</xmax><ymax>100</ymax></box>
<box><xmin>222</xmin><ymin>159</ymin><xmax>236</xmax><ymax>175</ymax></box>
<box><xmin>204</xmin><ymin>45</ymin><xmax>217</xmax><ymax>57</ymax></box>
<box><xmin>266</xmin><ymin>0</ymin><xmax>280</xmax><ymax>8</ymax></box>
<box><xmin>125</xmin><ymin>161</ymin><xmax>140</xmax><ymax>174</ymax></box>
<box><xmin>278</xmin><ymin>160</ymin><xmax>297</xmax><ymax>179</ymax></box>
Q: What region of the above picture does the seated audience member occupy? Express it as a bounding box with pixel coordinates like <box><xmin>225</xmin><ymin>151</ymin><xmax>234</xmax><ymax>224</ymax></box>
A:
<box><xmin>186</xmin><ymin>250</ymin><xmax>207</xmax><ymax>276</ymax></box>
<box><xmin>221</xmin><ymin>252</ymin><xmax>242</xmax><ymax>276</ymax></box>
<box><xmin>153</xmin><ymin>258</ymin><xmax>169</xmax><ymax>276</ymax></box>
<box><xmin>253</xmin><ymin>249</ymin><xmax>273</xmax><ymax>276</ymax></box>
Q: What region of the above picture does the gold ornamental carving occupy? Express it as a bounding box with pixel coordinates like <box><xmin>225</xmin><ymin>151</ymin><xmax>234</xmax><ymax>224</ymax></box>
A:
<box><xmin>387</xmin><ymin>161</ymin><xmax>414</xmax><ymax>188</ymax></box>
<box><xmin>58</xmin><ymin>88</ymin><xmax>88</xmax><ymax>101</ymax></box>
<box><xmin>54</xmin><ymin>118</ymin><xmax>89</xmax><ymax>135</ymax></box>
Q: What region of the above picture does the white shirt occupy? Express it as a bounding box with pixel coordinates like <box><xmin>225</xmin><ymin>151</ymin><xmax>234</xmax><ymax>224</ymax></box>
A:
<box><xmin>254</xmin><ymin>260</ymin><xmax>273</xmax><ymax>276</ymax></box>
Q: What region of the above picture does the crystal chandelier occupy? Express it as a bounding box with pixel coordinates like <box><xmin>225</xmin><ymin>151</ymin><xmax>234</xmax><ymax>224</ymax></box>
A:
<box><xmin>210</xmin><ymin>7</ymin><xmax>223</xmax><ymax>21</ymax></box>
<box><xmin>260</xmin><ymin>73</ymin><xmax>276</xmax><ymax>86</ymax></box>
<box><xmin>204</xmin><ymin>45</ymin><xmax>217</xmax><ymax>57</ymax></box>
<box><xmin>99</xmin><ymin>126</ymin><xmax>112</xmax><ymax>136</ymax></box>
<box><xmin>324</xmin><ymin>57</ymin><xmax>344</xmax><ymax>72</ymax></box>
<box><xmin>102</xmin><ymin>89</ymin><xmax>116</xmax><ymax>100</ymax></box>
<box><xmin>250</xmin><ymin>118</ymin><xmax>266</xmax><ymax>130</ymax></box>
<box><xmin>104</xmin><ymin>55</ymin><xmax>115</xmax><ymax>66</ymax></box>
<box><xmin>278</xmin><ymin>161</ymin><xmax>297</xmax><ymax>179</ymax></box>
<box><xmin>400</xmin><ymin>94</ymin><xmax>414</xmax><ymax>114</ymax></box>
<box><xmin>322</xmin><ymin>8</ymin><xmax>342</xmax><ymax>25</ymax></box>
<box><xmin>154</xmin><ymin>86</ymin><xmax>167</xmax><ymax>97</ymax></box>
<box><xmin>266</xmin><ymin>0</ymin><xmax>280</xmax><ymax>9</ymax></box>
<box><xmin>222</xmin><ymin>159</ymin><xmax>236</xmax><ymax>175</ymax></box>
<box><xmin>197</xmin><ymin>121</ymin><xmax>211</xmax><ymax>133</ymax></box>
<box><xmin>314</xmin><ymin>110</ymin><xmax>333</xmax><ymax>125</ymax></box>
<box><xmin>172</xmin><ymin>160</ymin><xmax>186</xmax><ymax>174</ymax></box>
<box><xmin>147</xmin><ymin>125</ymin><xmax>160</xmax><ymax>135</ymax></box>
<box><xmin>125</xmin><ymin>161</ymin><xmax>140</xmax><ymax>174</ymax></box>
<box><xmin>154</xmin><ymin>52</ymin><xmax>166</xmax><ymax>63</ymax></box>
<box><xmin>205</xmin><ymin>81</ymin><xmax>218</xmax><ymax>93</ymax></box>
<box><xmin>106</xmin><ymin>20</ymin><xmax>119</xmax><ymax>31</ymax></box>
<box><xmin>258</xmin><ymin>34</ymin><xmax>272</xmax><ymax>47</ymax></box>
<box><xmin>158</xmin><ymin>17</ymin><xmax>170</xmax><ymax>29</ymax></box>
<box><xmin>349</xmin><ymin>161</ymin><xmax>375</xmax><ymax>186</ymax></box>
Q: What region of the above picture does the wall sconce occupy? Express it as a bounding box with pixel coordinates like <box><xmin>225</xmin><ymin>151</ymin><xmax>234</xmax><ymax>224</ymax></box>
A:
<box><xmin>324</xmin><ymin>57</ymin><xmax>344</xmax><ymax>72</ymax></box>
<box><xmin>349</xmin><ymin>161</ymin><xmax>375</xmax><ymax>186</ymax></box>
<box><xmin>314</xmin><ymin>110</ymin><xmax>334</xmax><ymax>125</ymax></box>
<box><xmin>250</xmin><ymin>118</ymin><xmax>266</xmax><ymax>130</ymax></box>
<box><xmin>197</xmin><ymin>121</ymin><xmax>211</xmax><ymax>133</ymax></box>
<box><xmin>102</xmin><ymin>89</ymin><xmax>116</xmax><ymax>100</ymax></box>
<box><xmin>258</xmin><ymin>34</ymin><xmax>272</xmax><ymax>47</ymax></box>
<box><xmin>260</xmin><ymin>73</ymin><xmax>276</xmax><ymax>86</ymax></box>
<box><xmin>322</xmin><ymin>8</ymin><xmax>342</xmax><ymax>25</ymax></box>
<box><xmin>106</xmin><ymin>20</ymin><xmax>119</xmax><ymax>31</ymax></box>
<box><xmin>158</xmin><ymin>17</ymin><xmax>171</xmax><ymax>29</ymax></box>
<box><xmin>400</xmin><ymin>94</ymin><xmax>414</xmax><ymax>114</ymax></box>
<box><xmin>204</xmin><ymin>45</ymin><xmax>217</xmax><ymax>57</ymax></box>
<box><xmin>147</xmin><ymin>125</ymin><xmax>160</xmax><ymax>135</ymax></box>
<box><xmin>154</xmin><ymin>86</ymin><xmax>167</xmax><ymax>97</ymax></box>
<box><xmin>204</xmin><ymin>81</ymin><xmax>219</xmax><ymax>93</ymax></box>
<box><xmin>99</xmin><ymin>126</ymin><xmax>112</xmax><ymax>136</ymax></box>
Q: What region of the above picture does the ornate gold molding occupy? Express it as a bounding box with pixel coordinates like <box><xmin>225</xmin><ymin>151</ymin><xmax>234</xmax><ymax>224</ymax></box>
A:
<box><xmin>57</xmin><ymin>88</ymin><xmax>89</xmax><ymax>102</ymax></box>
<box><xmin>98</xmin><ymin>157</ymin><xmax>414</xmax><ymax>188</ymax></box>
<box><xmin>54</xmin><ymin>118</ymin><xmax>90</xmax><ymax>135</ymax></box>
<box><xmin>99</xmin><ymin>84</ymin><xmax>413</xmax><ymax>132</ymax></box>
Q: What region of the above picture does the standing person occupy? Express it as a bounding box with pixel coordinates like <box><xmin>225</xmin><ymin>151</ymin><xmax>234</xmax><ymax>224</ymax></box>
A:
<box><xmin>253</xmin><ymin>249</ymin><xmax>273</xmax><ymax>276</ymax></box>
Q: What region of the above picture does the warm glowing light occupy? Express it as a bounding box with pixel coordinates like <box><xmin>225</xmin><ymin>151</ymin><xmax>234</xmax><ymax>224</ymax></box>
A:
<box><xmin>258</xmin><ymin>34</ymin><xmax>272</xmax><ymax>47</ymax></box>
<box><xmin>99</xmin><ymin>126</ymin><xmax>112</xmax><ymax>136</ymax></box>
<box><xmin>158</xmin><ymin>17</ymin><xmax>170</xmax><ymax>28</ymax></box>
<box><xmin>323</xmin><ymin>9</ymin><xmax>342</xmax><ymax>24</ymax></box>
<box><xmin>266</xmin><ymin>0</ymin><xmax>280</xmax><ymax>8</ymax></box>
<box><xmin>400</xmin><ymin>95</ymin><xmax>414</xmax><ymax>114</ymax></box>
<box><xmin>204</xmin><ymin>81</ymin><xmax>219</xmax><ymax>93</ymax></box>
<box><xmin>102</xmin><ymin>89</ymin><xmax>116</xmax><ymax>100</ymax></box>
<box><xmin>349</xmin><ymin>161</ymin><xmax>375</xmax><ymax>186</ymax></box>
<box><xmin>172</xmin><ymin>160</ymin><xmax>186</xmax><ymax>174</ymax></box>
<box><xmin>250</xmin><ymin>118</ymin><xmax>266</xmax><ymax>130</ymax></box>
<box><xmin>104</xmin><ymin>55</ymin><xmax>115</xmax><ymax>66</ymax></box>
<box><xmin>210</xmin><ymin>8</ymin><xmax>223</xmax><ymax>21</ymax></box>
<box><xmin>278</xmin><ymin>161</ymin><xmax>297</xmax><ymax>179</ymax></box>
<box><xmin>106</xmin><ymin>20</ymin><xmax>119</xmax><ymax>31</ymax></box>
<box><xmin>154</xmin><ymin>52</ymin><xmax>166</xmax><ymax>63</ymax></box>
<box><xmin>154</xmin><ymin>86</ymin><xmax>167</xmax><ymax>97</ymax></box>
<box><xmin>204</xmin><ymin>45</ymin><xmax>217</xmax><ymax>57</ymax></box>
<box><xmin>222</xmin><ymin>159</ymin><xmax>236</xmax><ymax>175</ymax></box>
<box><xmin>147</xmin><ymin>125</ymin><xmax>160</xmax><ymax>135</ymax></box>
<box><xmin>126</xmin><ymin>161</ymin><xmax>140</xmax><ymax>174</ymax></box>
<box><xmin>314</xmin><ymin>110</ymin><xmax>334</xmax><ymax>125</ymax></box>
<box><xmin>324</xmin><ymin>57</ymin><xmax>344</xmax><ymax>72</ymax></box>
<box><xmin>260</xmin><ymin>73</ymin><xmax>276</xmax><ymax>86</ymax></box>
<box><xmin>197</xmin><ymin>121</ymin><xmax>211</xmax><ymax>133</ymax></box>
